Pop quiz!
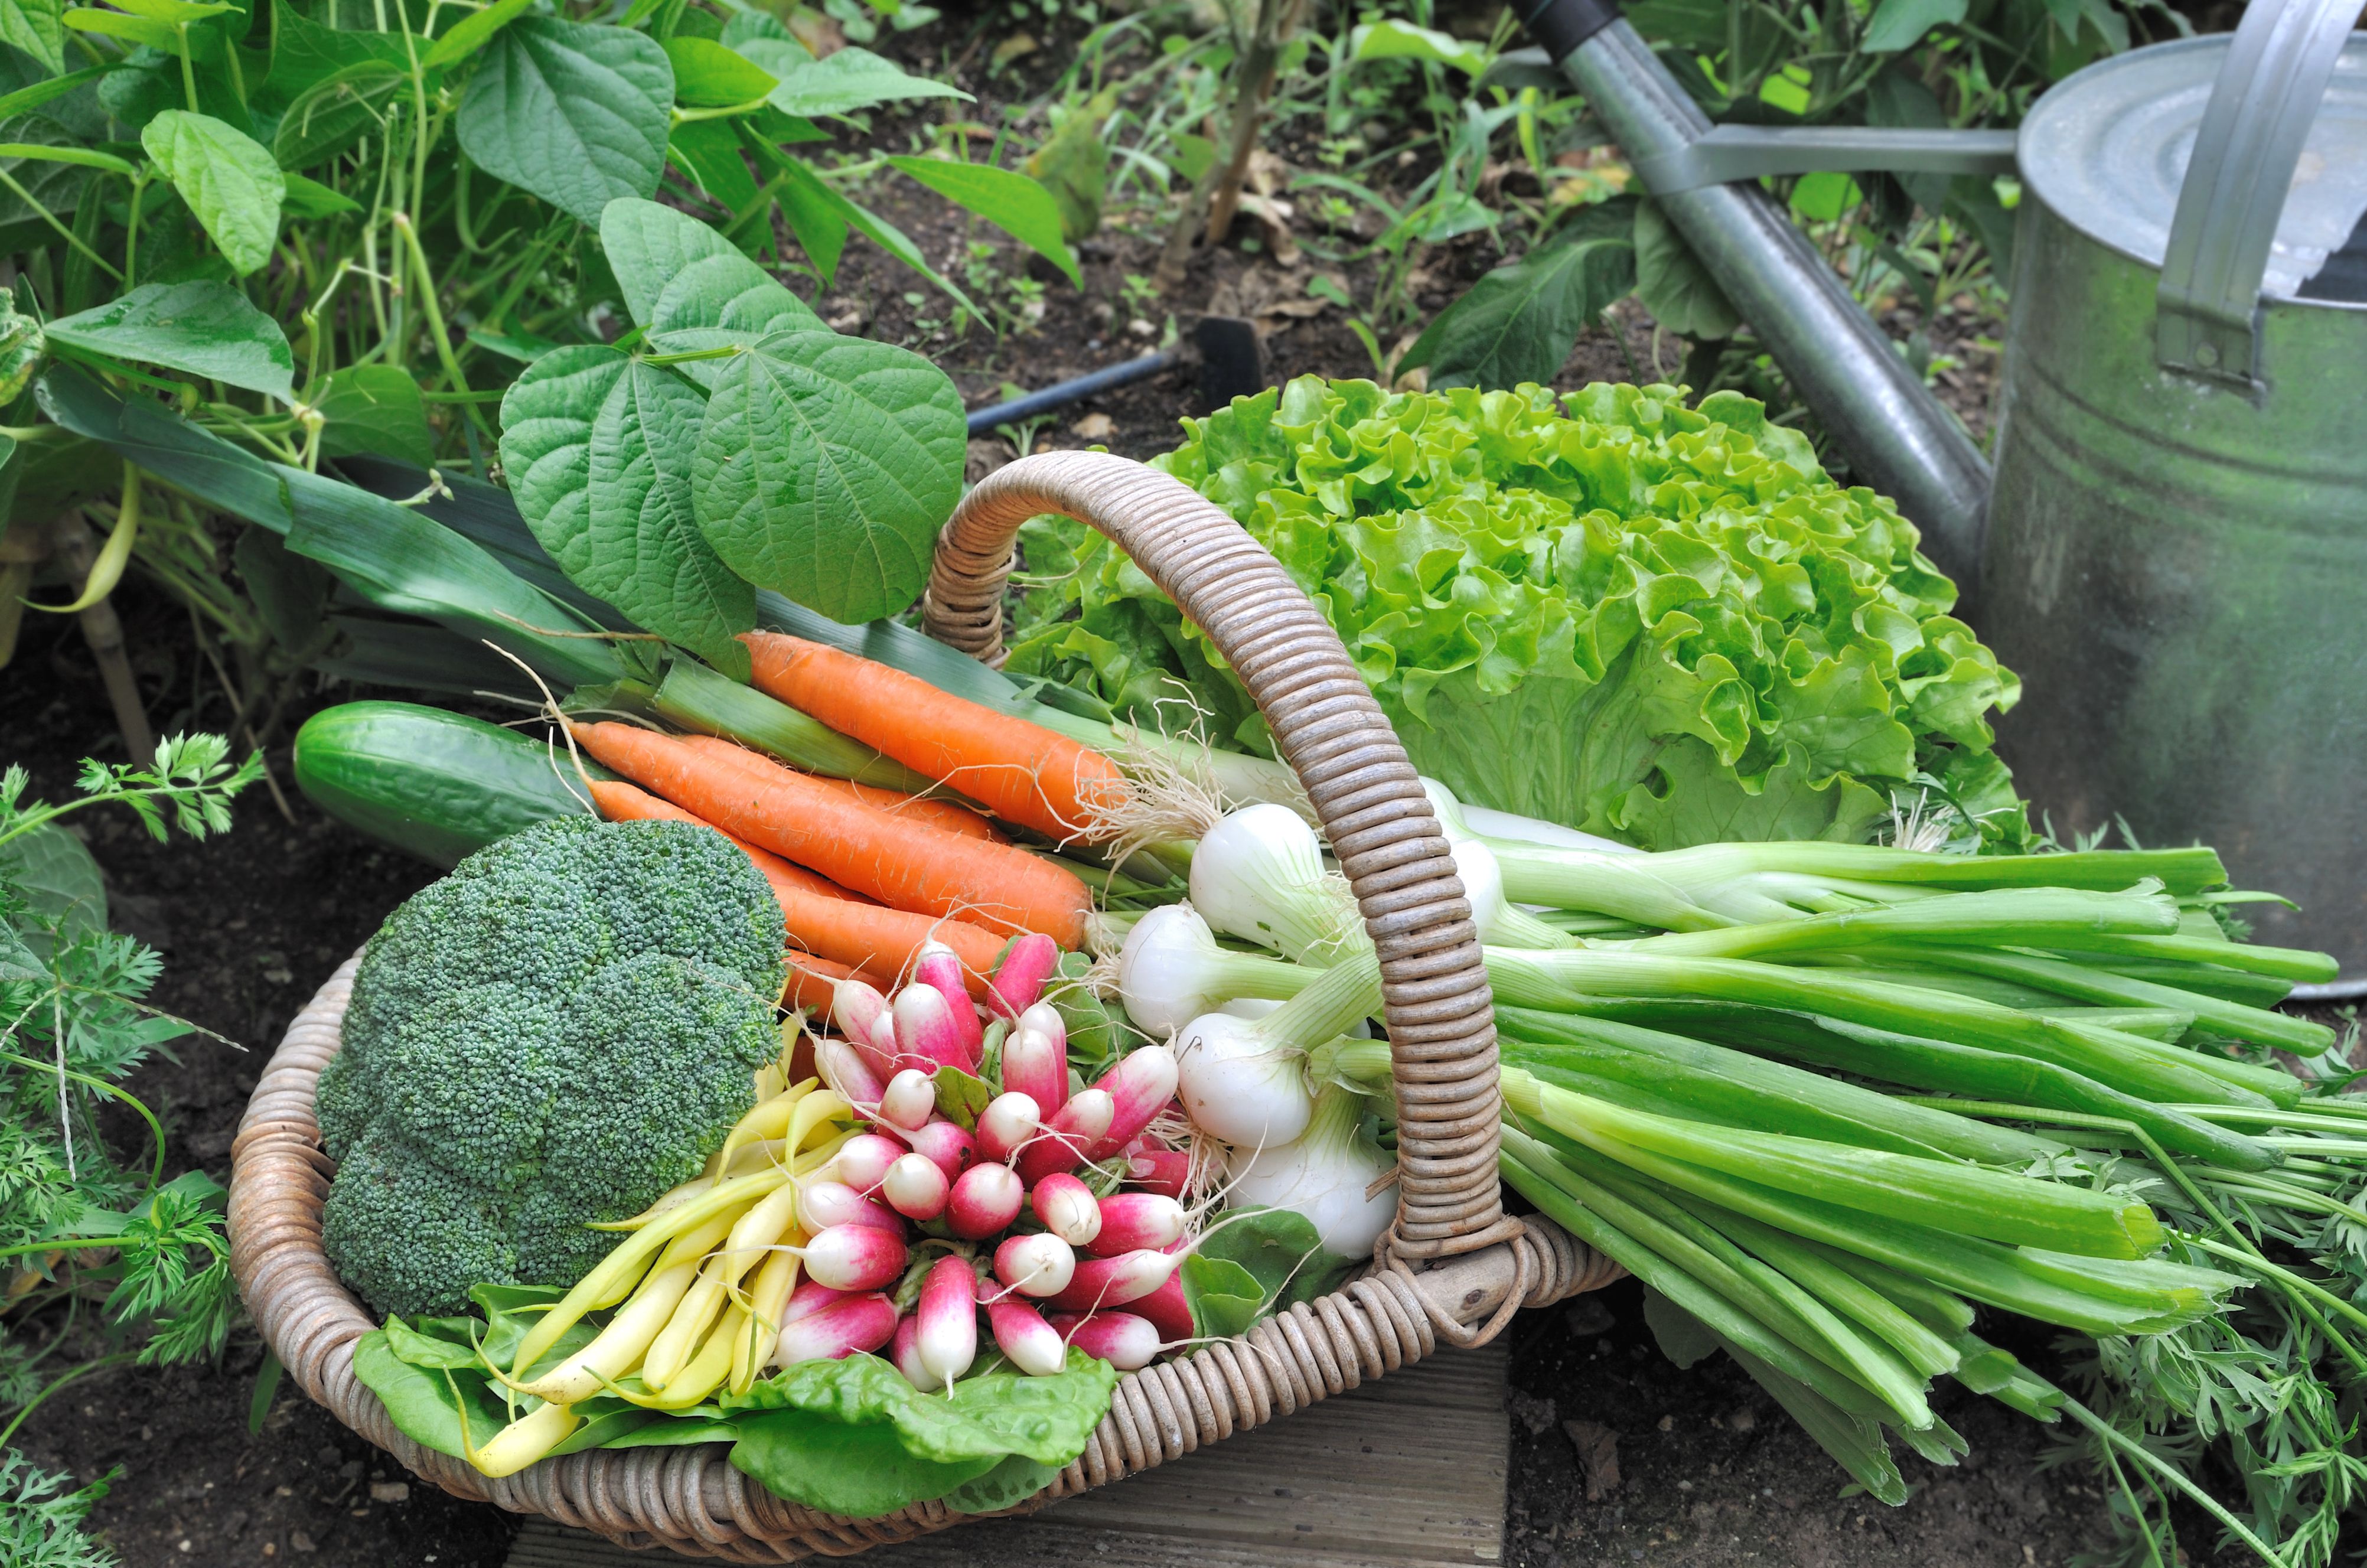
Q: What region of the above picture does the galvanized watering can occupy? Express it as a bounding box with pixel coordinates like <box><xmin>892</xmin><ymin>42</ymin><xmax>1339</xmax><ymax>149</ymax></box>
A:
<box><xmin>1512</xmin><ymin>0</ymin><xmax>2367</xmax><ymax>988</ymax></box>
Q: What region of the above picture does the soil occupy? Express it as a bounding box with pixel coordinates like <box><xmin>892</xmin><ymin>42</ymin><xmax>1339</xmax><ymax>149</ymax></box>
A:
<box><xmin>0</xmin><ymin>11</ymin><xmax>2267</xmax><ymax>1568</ymax></box>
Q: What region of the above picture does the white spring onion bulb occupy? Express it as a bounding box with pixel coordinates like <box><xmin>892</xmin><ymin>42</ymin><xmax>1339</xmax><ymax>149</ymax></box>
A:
<box><xmin>1118</xmin><ymin>905</ymin><xmax>1313</xmax><ymax>1038</ymax></box>
<box><xmin>1173</xmin><ymin>951</ymin><xmax>1381</xmax><ymax>1150</ymax></box>
<box><xmin>1188</xmin><ymin>803</ymin><xmax>1364</xmax><ymax>964</ymax></box>
<box><xmin>1224</xmin><ymin>1081</ymin><xmax>1396</xmax><ymax>1259</ymax></box>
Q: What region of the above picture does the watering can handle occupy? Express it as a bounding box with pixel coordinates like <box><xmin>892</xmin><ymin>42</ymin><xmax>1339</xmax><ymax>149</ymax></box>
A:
<box><xmin>2155</xmin><ymin>0</ymin><xmax>2360</xmax><ymax>386</ymax></box>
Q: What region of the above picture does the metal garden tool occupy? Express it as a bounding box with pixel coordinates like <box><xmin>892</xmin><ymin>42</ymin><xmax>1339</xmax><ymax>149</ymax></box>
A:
<box><xmin>1514</xmin><ymin>0</ymin><xmax>2367</xmax><ymax>987</ymax></box>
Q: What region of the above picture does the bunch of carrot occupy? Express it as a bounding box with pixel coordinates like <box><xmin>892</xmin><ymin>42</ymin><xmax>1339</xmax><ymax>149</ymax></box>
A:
<box><xmin>570</xmin><ymin>631</ymin><xmax>1130</xmax><ymax>999</ymax></box>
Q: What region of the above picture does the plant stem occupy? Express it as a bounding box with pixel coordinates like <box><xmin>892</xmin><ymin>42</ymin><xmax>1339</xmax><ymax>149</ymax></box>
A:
<box><xmin>391</xmin><ymin>211</ymin><xmax>486</xmax><ymax>438</ymax></box>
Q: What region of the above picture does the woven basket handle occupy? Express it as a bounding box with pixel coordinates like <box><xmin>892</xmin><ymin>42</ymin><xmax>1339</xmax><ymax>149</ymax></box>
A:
<box><xmin>925</xmin><ymin>450</ymin><xmax>1521</xmax><ymax>1266</ymax></box>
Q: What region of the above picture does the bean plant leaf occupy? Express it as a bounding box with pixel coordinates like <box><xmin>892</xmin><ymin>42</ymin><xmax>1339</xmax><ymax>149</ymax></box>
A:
<box><xmin>692</xmin><ymin>327</ymin><xmax>963</xmax><ymax>624</ymax></box>
<box><xmin>47</xmin><ymin>281</ymin><xmax>294</xmax><ymax>398</ymax></box>
<box><xmin>764</xmin><ymin>45</ymin><xmax>967</xmax><ymax>117</ymax></box>
<box><xmin>1349</xmin><ymin>18</ymin><xmax>1488</xmax><ymax>75</ymax></box>
<box><xmin>498</xmin><ymin>344</ymin><xmax>756</xmax><ymax>676</ymax></box>
<box><xmin>1860</xmin><ymin>0</ymin><xmax>1967</xmax><ymax>51</ymax></box>
<box><xmin>598</xmin><ymin>197</ymin><xmax>817</xmax><ymax>383</ymax></box>
<box><xmin>261</xmin><ymin>0</ymin><xmax>407</xmax><ymax>98</ymax></box>
<box><xmin>1632</xmin><ymin>198</ymin><xmax>1739</xmax><ymax>341</ymax></box>
<box><xmin>663</xmin><ymin>35</ymin><xmax>776</xmax><ymax>107</ymax></box>
<box><xmin>455</xmin><ymin>17</ymin><xmax>674</xmax><ymax>226</ymax></box>
<box><xmin>280</xmin><ymin>171</ymin><xmax>360</xmax><ymax>219</ymax></box>
<box><xmin>420</xmin><ymin>0</ymin><xmax>536</xmax><ymax>71</ymax></box>
<box><xmin>272</xmin><ymin>61</ymin><xmax>406</xmax><ymax>169</ymax></box>
<box><xmin>0</xmin><ymin>0</ymin><xmax>67</xmax><ymax>73</ymax></box>
<box><xmin>1404</xmin><ymin>232</ymin><xmax>1636</xmax><ymax>390</ymax></box>
<box><xmin>0</xmin><ymin>113</ymin><xmax>90</xmax><ymax>249</ymax></box>
<box><xmin>885</xmin><ymin>155</ymin><xmax>1078</xmax><ymax>285</ymax></box>
<box><xmin>666</xmin><ymin>116</ymin><xmax>762</xmax><ymax>216</ymax></box>
<box><xmin>719</xmin><ymin>9</ymin><xmax>798</xmax><ymax>48</ymax></box>
<box><xmin>142</xmin><ymin>109</ymin><xmax>285</xmax><ymax>275</ymax></box>
<box><xmin>311</xmin><ymin>363</ymin><xmax>433</xmax><ymax>465</ymax></box>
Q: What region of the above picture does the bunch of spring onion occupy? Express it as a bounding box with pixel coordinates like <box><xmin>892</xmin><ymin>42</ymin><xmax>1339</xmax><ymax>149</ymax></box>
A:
<box><xmin>1114</xmin><ymin>786</ymin><xmax>2363</xmax><ymax>1565</ymax></box>
<box><xmin>455</xmin><ymin>937</ymin><xmax>1198</xmax><ymax>1480</ymax></box>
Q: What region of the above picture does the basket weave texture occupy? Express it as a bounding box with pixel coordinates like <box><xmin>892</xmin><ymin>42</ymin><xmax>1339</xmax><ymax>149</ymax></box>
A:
<box><xmin>229</xmin><ymin>452</ymin><xmax>1621</xmax><ymax>1560</ymax></box>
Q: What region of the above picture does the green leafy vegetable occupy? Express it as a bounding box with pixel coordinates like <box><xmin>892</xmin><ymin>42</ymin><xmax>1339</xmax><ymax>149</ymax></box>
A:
<box><xmin>691</xmin><ymin>327</ymin><xmax>964</xmax><ymax>624</ymax></box>
<box><xmin>762</xmin><ymin>45</ymin><xmax>966</xmax><ymax>118</ymax></box>
<box><xmin>45</xmin><ymin>282</ymin><xmax>294</xmax><ymax>399</ymax></box>
<box><xmin>139</xmin><ymin>110</ymin><xmax>283</xmax><ymax>276</ymax></box>
<box><xmin>724</xmin><ymin>1349</ymin><xmax>1117</xmax><ymax>1514</ymax></box>
<box><xmin>498</xmin><ymin>345</ymin><xmax>756</xmax><ymax>674</ymax></box>
<box><xmin>455</xmin><ymin>18</ymin><xmax>673</xmax><ymax>226</ymax></box>
<box><xmin>1012</xmin><ymin>376</ymin><xmax>2027</xmax><ymax>850</ymax></box>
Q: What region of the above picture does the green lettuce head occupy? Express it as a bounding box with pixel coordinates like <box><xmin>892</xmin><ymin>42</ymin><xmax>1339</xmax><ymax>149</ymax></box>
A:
<box><xmin>1009</xmin><ymin>376</ymin><xmax>2026</xmax><ymax>851</ymax></box>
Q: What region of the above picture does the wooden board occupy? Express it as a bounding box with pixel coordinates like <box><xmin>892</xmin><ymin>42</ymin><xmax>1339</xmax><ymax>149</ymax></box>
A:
<box><xmin>506</xmin><ymin>1343</ymin><xmax>1508</xmax><ymax>1568</ymax></box>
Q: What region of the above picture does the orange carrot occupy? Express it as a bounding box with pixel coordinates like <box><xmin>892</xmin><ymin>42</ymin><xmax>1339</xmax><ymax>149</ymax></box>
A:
<box><xmin>742</xmin><ymin>631</ymin><xmax>1128</xmax><ymax>843</ymax></box>
<box><xmin>573</xmin><ymin>723</ymin><xmax>1090</xmax><ymax>948</ymax></box>
<box><xmin>589</xmin><ymin>777</ymin><xmax>1012</xmax><ymax>988</ymax></box>
<box><xmin>675</xmin><ymin>733</ymin><xmax>1005</xmax><ymax>843</ymax></box>
<box><xmin>589</xmin><ymin>778</ymin><xmax>856</xmax><ymax>907</ymax></box>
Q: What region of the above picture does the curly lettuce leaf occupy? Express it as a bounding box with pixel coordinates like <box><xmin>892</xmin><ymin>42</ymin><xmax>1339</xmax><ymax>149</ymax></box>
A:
<box><xmin>1010</xmin><ymin>376</ymin><xmax>2026</xmax><ymax>850</ymax></box>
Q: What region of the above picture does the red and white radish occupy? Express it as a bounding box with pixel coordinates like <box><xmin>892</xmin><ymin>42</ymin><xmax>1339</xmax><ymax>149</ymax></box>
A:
<box><xmin>1049</xmin><ymin>1311</ymin><xmax>1162</xmax><ymax>1371</ymax></box>
<box><xmin>986</xmin><ymin>1299</ymin><xmax>1067</xmax><ymax>1376</ymax></box>
<box><xmin>1125</xmin><ymin>1148</ymin><xmax>1191</xmax><ymax>1200</ymax></box>
<box><xmin>772</xmin><ymin>1292</ymin><xmax>897</xmax><ymax>1366</ymax></box>
<box><xmin>1030</xmin><ymin>1173</ymin><xmax>1101</xmax><ymax>1248</ymax></box>
<box><xmin>890</xmin><ymin>1309</ymin><xmax>930</xmax><ymax>1387</ymax></box>
<box><xmin>832</xmin><ymin>1132</ymin><xmax>908</xmax><ymax>1193</ymax></box>
<box><xmin>813</xmin><ymin>1037</ymin><xmax>885</xmax><ymax>1107</ymax></box>
<box><xmin>988</xmin><ymin>933</ymin><xmax>1061</xmax><ymax>1019</ymax></box>
<box><xmin>1016</xmin><ymin>1089</ymin><xmax>1113</xmax><ymax>1183</ymax></box>
<box><xmin>976</xmin><ymin>1091</ymin><xmax>1040</xmax><ymax>1163</ymax></box>
<box><xmin>1080</xmin><ymin>1045</ymin><xmax>1178</xmax><ymax>1162</ymax></box>
<box><xmin>891</xmin><ymin>983</ymin><xmax>968</xmax><ymax>1073</ymax></box>
<box><xmin>1043</xmin><ymin>1248</ymin><xmax>1179</xmax><ymax>1312</ymax></box>
<box><xmin>881</xmin><ymin>1152</ymin><xmax>949</xmax><ymax>1221</ymax></box>
<box><xmin>780</xmin><ymin>1278</ymin><xmax>849</xmax><ymax>1328</ymax></box>
<box><xmin>914</xmin><ymin>1255</ymin><xmax>979</xmax><ymax>1388</ymax></box>
<box><xmin>947</xmin><ymin>1161</ymin><xmax>1025</xmax><ymax>1240</ymax></box>
<box><xmin>832</xmin><ymin>980</ymin><xmax>896</xmax><ymax>1079</ymax></box>
<box><xmin>911</xmin><ymin>941</ymin><xmax>983</xmax><ymax>1067</ymax></box>
<box><xmin>993</xmin><ymin>1233</ymin><xmax>1077</xmax><ymax>1299</ymax></box>
<box><xmin>798</xmin><ymin>1179</ymin><xmax>901</xmax><ymax>1233</ymax></box>
<box><xmin>905</xmin><ymin>1118</ymin><xmax>977</xmax><ymax>1183</ymax></box>
<box><xmin>1000</xmin><ymin>1019</ymin><xmax>1068</xmax><ymax>1116</ymax></box>
<box><xmin>876</xmin><ymin>1067</ymin><xmax>937</xmax><ymax>1133</ymax></box>
<box><xmin>1129</xmin><ymin>1269</ymin><xmax>1194</xmax><ymax>1345</ymax></box>
<box><xmin>1084</xmin><ymin>1192</ymin><xmax>1184</xmax><ymax>1256</ymax></box>
<box><xmin>800</xmin><ymin>1224</ymin><xmax>908</xmax><ymax>1292</ymax></box>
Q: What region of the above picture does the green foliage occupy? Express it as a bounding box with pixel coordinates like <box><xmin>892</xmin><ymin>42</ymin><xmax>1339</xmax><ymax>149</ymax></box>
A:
<box><xmin>0</xmin><ymin>1452</ymin><xmax>118</xmax><ymax>1568</ymax></box>
<box><xmin>0</xmin><ymin>736</ymin><xmax>258</xmax><ymax>1559</ymax></box>
<box><xmin>138</xmin><ymin>111</ymin><xmax>281</xmax><ymax>276</ymax></box>
<box><xmin>349</xmin><ymin>1295</ymin><xmax>1115</xmax><ymax>1517</ymax></box>
<box><xmin>314</xmin><ymin>815</ymin><xmax>788</xmax><ymax>1316</ymax></box>
<box><xmin>1012</xmin><ymin>376</ymin><xmax>2027</xmax><ymax>851</ymax></box>
<box><xmin>44</xmin><ymin>283</ymin><xmax>292</xmax><ymax>399</ymax></box>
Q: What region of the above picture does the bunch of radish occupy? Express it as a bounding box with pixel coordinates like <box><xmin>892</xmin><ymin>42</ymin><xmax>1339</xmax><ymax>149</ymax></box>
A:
<box><xmin>785</xmin><ymin>933</ymin><xmax>1198</xmax><ymax>1386</ymax></box>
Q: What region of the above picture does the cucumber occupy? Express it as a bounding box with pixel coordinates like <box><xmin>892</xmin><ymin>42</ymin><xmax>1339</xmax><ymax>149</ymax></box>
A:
<box><xmin>293</xmin><ymin>701</ymin><xmax>608</xmax><ymax>868</ymax></box>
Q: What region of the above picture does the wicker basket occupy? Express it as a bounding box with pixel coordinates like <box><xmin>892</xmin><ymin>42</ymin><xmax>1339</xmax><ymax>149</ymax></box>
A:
<box><xmin>227</xmin><ymin>451</ymin><xmax>1622</xmax><ymax>1561</ymax></box>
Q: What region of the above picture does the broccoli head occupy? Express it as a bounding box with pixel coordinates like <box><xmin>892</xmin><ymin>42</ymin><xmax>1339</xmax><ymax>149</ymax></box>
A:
<box><xmin>317</xmin><ymin>816</ymin><xmax>787</xmax><ymax>1316</ymax></box>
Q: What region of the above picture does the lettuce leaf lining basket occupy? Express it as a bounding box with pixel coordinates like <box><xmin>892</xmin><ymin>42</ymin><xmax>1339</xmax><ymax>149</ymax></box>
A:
<box><xmin>227</xmin><ymin>451</ymin><xmax>1621</xmax><ymax>1560</ymax></box>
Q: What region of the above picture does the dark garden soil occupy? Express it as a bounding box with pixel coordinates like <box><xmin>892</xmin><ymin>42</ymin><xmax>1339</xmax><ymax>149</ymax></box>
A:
<box><xmin>0</xmin><ymin>12</ymin><xmax>2266</xmax><ymax>1568</ymax></box>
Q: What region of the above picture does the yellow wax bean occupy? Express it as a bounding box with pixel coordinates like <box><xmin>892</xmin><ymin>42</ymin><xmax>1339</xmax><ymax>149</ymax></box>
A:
<box><xmin>514</xmin><ymin>1257</ymin><xmax>700</xmax><ymax>1404</ymax></box>
<box><xmin>511</xmin><ymin>1169</ymin><xmax>787</xmax><ymax>1375</ymax></box>
<box><xmin>465</xmin><ymin>1399</ymin><xmax>579</xmax><ymax>1479</ymax></box>
<box><xmin>731</xmin><ymin>1244</ymin><xmax>803</xmax><ymax>1395</ymax></box>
